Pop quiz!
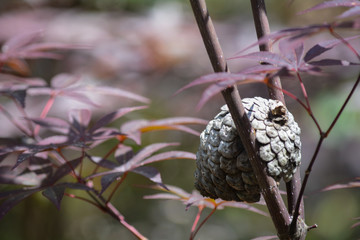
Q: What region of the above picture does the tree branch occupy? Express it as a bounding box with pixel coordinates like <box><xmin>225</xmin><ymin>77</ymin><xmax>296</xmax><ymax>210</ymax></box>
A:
<box><xmin>189</xmin><ymin>0</ymin><xmax>292</xmax><ymax>238</ymax></box>
<box><xmin>250</xmin><ymin>1</ymin><xmax>305</xmax><ymax>238</ymax></box>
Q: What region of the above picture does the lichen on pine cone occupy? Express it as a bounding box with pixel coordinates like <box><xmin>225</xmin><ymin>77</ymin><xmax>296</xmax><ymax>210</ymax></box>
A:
<box><xmin>194</xmin><ymin>97</ymin><xmax>301</xmax><ymax>203</ymax></box>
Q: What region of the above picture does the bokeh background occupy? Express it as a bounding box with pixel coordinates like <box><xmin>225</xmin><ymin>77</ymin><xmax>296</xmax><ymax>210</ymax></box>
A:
<box><xmin>0</xmin><ymin>0</ymin><xmax>359</xmax><ymax>239</ymax></box>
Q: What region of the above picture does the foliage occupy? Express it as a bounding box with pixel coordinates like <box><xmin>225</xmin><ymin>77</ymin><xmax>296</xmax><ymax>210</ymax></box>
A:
<box><xmin>1</xmin><ymin>0</ymin><xmax>360</xmax><ymax>239</ymax></box>
<box><xmin>176</xmin><ymin>0</ymin><xmax>360</xmax><ymax>238</ymax></box>
<box><xmin>0</xmin><ymin>30</ymin><xmax>208</xmax><ymax>239</ymax></box>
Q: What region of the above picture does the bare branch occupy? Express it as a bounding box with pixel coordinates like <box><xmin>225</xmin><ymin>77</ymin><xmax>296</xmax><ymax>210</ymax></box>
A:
<box><xmin>250</xmin><ymin>0</ymin><xmax>305</xmax><ymax>230</ymax></box>
<box><xmin>189</xmin><ymin>0</ymin><xmax>292</xmax><ymax>237</ymax></box>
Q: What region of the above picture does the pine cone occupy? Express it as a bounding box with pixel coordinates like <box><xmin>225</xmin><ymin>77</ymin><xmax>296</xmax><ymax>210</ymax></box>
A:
<box><xmin>194</xmin><ymin>97</ymin><xmax>301</xmax><ymax>203</ymax></box>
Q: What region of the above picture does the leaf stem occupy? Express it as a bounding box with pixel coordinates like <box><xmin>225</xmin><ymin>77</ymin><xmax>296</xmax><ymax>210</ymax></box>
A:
<box><xmin>296</xmin><ymin>72</ymin><xmax>322</xmax><ymax>133</ymax></box>
<box><xmin>91</xmin><ymin>141</ymin><xmax>120</xmax><ymax>175</ymax></box>
<box><xmin>34</xmin><ymin>94</ymin><xmax>56</xmax><ymax>136</ymax></box>
<box><xmin>64</xmin><ymin>193</ymin><xmax>102</xmax><ymax>210</ymax></box>
<box><xmin>105</xmin><ymin>202</ymin><xmax>148</xmax><ymax>240</ymax></box>
<box><xmin>57</xmin><ymin>148</ymin><xmax>81</xmax><ymax>182</ymax></box>
<box><xmin>190</xmin><ymin>205</ymin><xmax>217</xmax><ymax>240</ymax></box>
<box><xmin>190</xmin><ymin>204</ymin><xmax>204</xmax><ymax>236</ymax></box>
<box><xmin>106</xmin><ymin>171</ymin><xmax>129</xmax><ymax>204</ymax></box>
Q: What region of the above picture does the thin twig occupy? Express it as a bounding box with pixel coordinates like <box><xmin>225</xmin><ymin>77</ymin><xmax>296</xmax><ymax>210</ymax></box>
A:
<box><xmin>106</xmin><ymin>202</ymin><xmax>148</xmax><ymax>240</ymax></box>
<box><xmin>190</xmin><ymin>205</ymin><xmax>217</xmax><ymax>240</ymax></box>
<box><xmin>291</xmin><ymin>72</ymin><xmax>360</xmax><ymax>232</ymax></box>
<box><xmin>250</xmin><ymin>0</ymin><xmax>305</xmax><ymax>233</ymax></box>
<box><xmin>189</xmin><ymin>205</ymin><xmax>205</xmax><ymax>239</ymax></box>
<box><xmin>189</xmin><ymin>0</ymin><xmax>291</xmax><ymax>237</ymax></box>
<box><xmin>106</xmin><ymin>172</ymin><xmax>128</xmax><ymax>203</ymax></box>
<box><xmin>34</xmin><ymin>94</ymin><xmax>56</xmax><ymax>136</ymax></box>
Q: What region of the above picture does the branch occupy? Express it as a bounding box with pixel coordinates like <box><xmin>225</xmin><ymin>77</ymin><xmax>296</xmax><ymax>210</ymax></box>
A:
<box><xmin>249</xmin><ymin>0</ymin><xmax>305</xmax><ymax>225</ymax></box>
<box><xmin>291</xmin><ymin>72</ymin><xmax>360</xmax><ymax>233</ymax></box>
<box><xmin>189</xmin><ymin>0</ymin><xmax>291</xmax><ymax>238</ymax></box>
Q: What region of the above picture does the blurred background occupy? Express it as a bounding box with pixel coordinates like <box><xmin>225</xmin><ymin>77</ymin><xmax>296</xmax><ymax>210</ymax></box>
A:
<box><xmin>0</xmin><ymin>0</ymin><xmax>359</xmax><ymax>239</ymax></box>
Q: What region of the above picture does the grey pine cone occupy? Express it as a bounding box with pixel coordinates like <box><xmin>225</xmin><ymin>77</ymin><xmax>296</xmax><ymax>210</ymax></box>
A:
<box><xmin>194</xmin><ymin>97</ymin><xmax>301</xmax><ymax>203</ymax></box>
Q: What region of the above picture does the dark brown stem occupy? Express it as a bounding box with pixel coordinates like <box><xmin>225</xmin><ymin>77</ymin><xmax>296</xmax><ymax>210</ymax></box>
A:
<box><xmin>250</xmin><ymin>0</ymin><xmax>305</xmax><ymax>228</ymax></box>
<box><xmin>250</xmin><ymin>0</ymin><xmax>285</xmax><ymax>103</ymax></box>
<box><xmin>189</xmin><ymin>0</ymin><xmax>291</xmax><ymax>238</ymax></box>
<box><xmin>290</xmin><ymin>136</ymin><xmax>323</xmax><ymax>234</ymax></box>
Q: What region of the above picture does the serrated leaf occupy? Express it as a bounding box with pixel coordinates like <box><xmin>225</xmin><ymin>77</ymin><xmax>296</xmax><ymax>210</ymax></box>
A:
<box><xmin>115</xmin><ymin>146</ymin><xmax>134</xmax><ymax>165</ymax></box>
<box><xmin>126</xmin><ymin>142</ymin><xmax>179</xmax><ymax>167</ymax></box>
<box><xmin>219</xmin><ymin>201</ymin><xmax>268</xmax><ymax>216</ymax></box>
<box><xmin>100</xmin><ymin>172</ymin><xmax>123</xmax><ymax>194</ymax></box>
<box><xmin>69</xmin><ymin>109</ymin><xmax>92</xmax><ymax>127</ymax></box>
<box><xmin>131</xmin><ymin>166</ymin><xmax>166</xmax><ymax>189</ymax></box>
<box><xmin>308</xmin><ymin>59</ymin><xmax>359</xmax><ymax>66</ymax></box>
<box><xmin>0</xmin><ymin>188</ymin><xmax>40</xmax><ymax>219</ymax></box>
<box><xmin>37</xmin><ymin>136</ymin><xmax>69</xmax><ymax>146</ymax></box>
<box><xmin>144</xmin><ymin>184</ymin><xmax>191</xmax><ymax>198</ymax></box>
<box><xmin>51</xmin><ymin>74</ymin><xmax>81</xmax><ymax>89</ymax></box>
<box><xmin>1</xmin><ymin>30</ymin><xmax>42</xmax><ymax>53</ymax></box>
<box><xmin>10</xmin><ymin>90</ymin><xmax>27</xmax><ymax>108</ymax></box>
<box><xmin>13</xmin><ymin>153</ymin><xmax>33</xmax><ymax>169</ymax></box>
<box><xmin>83</xmin><ymin>85</ymin><xmax>150</xmax><ymax>104</ymax></box>
<box><xmin>238</xmin><ymin>24</ymin><xmax>331</xmax><ymax>58</ymax></box>
<box><xmin>28</xmin><ymin>117</ymin><xmax>69</xmax><ymax>134</ymax></box>
<box><xmin>121</xmin><ymin>118</ymin><xmax>205</xmax><ymax>144</ymax></box>
<box><xmin>298</xmin><ymin>0</ymin><xmax>360</xmax><ymax>16</ymax></box>
<box><xmin>231</xmin><ymin>51</ymin><xmax>293</xmax><ymax>68</ymax></box>
<box><xmin>0</xmin><ymin>30</ymin><xmax>87</xmax><ymax>62</ymax></box>
<box><xmin>175</xmin><ymin>72</ymin><xmax>243</xmax><ymax>94</ymax></box>
<box><xmin>278</xmin><ymin>39</ymin><xmax>304</xmax><ymax>68</ymax></box>
<box><xmin>58</xmin><ymin>182</ymin><xmax>93</xmax><ymax>191</ymax></box>
<box><xmin>87</xmin><ymin>155</ymin><xmax>118</xmax><ymax>169</ymax></box>
<box><xmin>43</xmin><ymin>158</ymin><xmax>82</xmax><ymax>185</ymax></box>
<box><xmin>28</xmin><ymin>117</ymin><xmax>69</xmax><ymax>129</ymax></box>
<box><xmin>89</xmin><ymin>143</ymin><xmax>179</xmax><ymax>179</ymax></box>
<box><xmin>304</xmin><ymin>35</ymin><xmax>360</xmax><ymax>62</ymax></box>
<box><xmin>196</xmin><ymin>76</ymin><xmax>263</xmax><ymax>110</ymax></box>
<box><xmin>240</xmin><ymin>65</ymin><xmax>283</xmax><ymax>74</ymax></box>
<box><xmin>26</xmin><ymin>87</ymin><xmax>52</xmax><ymax>96</ymax></box>
<box><xmin>140</xmin><ymin>151</ymin><xmax>196</xmax><ymax>165</ymax></box>
<box><xmin>143</xmin><ymin>193</ymin><xmax>181</xmax><ymax>200</ymax></box>
<box><xmin>0</xmin><ymin>167</ymin><xmax>48</xmax><ymax>186</ymax></box>
<box><xmin>90</xmin><ymin>106</ymin><xmax>147</xmax><ymax>133</ymax></box>
<box><xmin>42</xmin><ymin>185</ymin><xmax>65</xmax><ymax>210</ymax></box>
<box><xmin>321</xmin><ymin>180</ymin><xmax>360</xmax><ymax>191</ymax></box>
<box><xmin>62</xmin><ymin>91</ymin><xmax>99</xmax><ymax>107</ymax></box>
<box><xmin>339</xmin><ymin>6</ymin><xmax>360</xmax><ymax>18</ymax></box>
